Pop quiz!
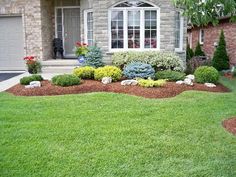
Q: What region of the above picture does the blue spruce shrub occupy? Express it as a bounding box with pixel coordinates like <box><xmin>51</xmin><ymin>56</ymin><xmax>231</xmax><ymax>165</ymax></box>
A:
<box><xmin>84</xmin><ymin>46</ymin><xmax>104</xmax><ymax>68</ymax></box>
<box><xmin>123</xmin><ymin>62</ymin><xmax>155</xmax><ymax>79</ymax></box>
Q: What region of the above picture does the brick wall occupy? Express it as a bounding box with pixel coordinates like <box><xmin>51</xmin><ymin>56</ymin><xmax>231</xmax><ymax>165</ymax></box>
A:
<box><xmin>189</xmin><ymin>19</ymin><xmax>236</xmax><ymax>66</ymax></box>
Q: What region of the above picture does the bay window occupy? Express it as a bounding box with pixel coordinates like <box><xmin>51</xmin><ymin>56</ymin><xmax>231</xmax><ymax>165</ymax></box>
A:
<box><xmin>109</xmin><ymin>1</ymin><xmax>160</xmax><ymax>51</ymax></box>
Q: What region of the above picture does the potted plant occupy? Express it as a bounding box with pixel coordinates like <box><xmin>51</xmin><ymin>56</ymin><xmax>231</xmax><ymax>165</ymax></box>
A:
<box><xmin>74</xmin><ymin>42</ymin><xmax>89</xmax><ymax>64</ymax></box>
<box><xmin>24</xmin><ymin>56</ymin><xmax>41</xmax><ymax>74</ymax></box>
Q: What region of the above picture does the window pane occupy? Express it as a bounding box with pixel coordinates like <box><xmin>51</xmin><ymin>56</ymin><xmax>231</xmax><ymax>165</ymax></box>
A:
<box><xmin>128</xmin><ymin>11</ymin><xmax>140</xmax><ymax>48</ymax></box>
<box><xmin>87</xmin><ymin>12</ymin><xmax>93</xmax><ymax>46</ymax></box>
<box><xmin>111</xmin><ymin>11</ymin><xmax>124</xmax><ymax>49</ymax></box>
<box><xmin>175</xmin><ymin>12</ymin><xmax>181</xmax><ymax>48</ymax></box>
<box><xmin>144</xmin><ymin>10</ymin><xmax>157</xmax><ymax>48</ymax></box>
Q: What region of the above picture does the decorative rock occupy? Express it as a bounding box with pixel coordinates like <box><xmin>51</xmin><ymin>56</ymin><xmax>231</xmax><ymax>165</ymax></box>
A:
<box><xmin>121</xmin><ymin>80</ymin><xmax>138</xmax><ymax>86</ymax></box>
<box><xmin>25</xmin><ymin>81</ymin><xmax>41</xmax><ymax>89</ymax></box>
<box><xmin>101</xmin><ymin>77</ymin><xmax>112</xmax><ymax>85</ymax></box>
<box><xmin>176</xmin><ymin>80</ymin><xmax>184</xmax><ymax>85</ymax></box>
<box><xmin>186</xmin><ymin>74</ymin><xmax>195</xmax><ymax>81</ymax></box>
<box><xmin>184</xmin><ymin>78</ymin><xmax>194</xmax><ymax>86</ymax></box>
<box><xmin>204</xmin><ymin>83</ymin><xmax>216</xmax><ymax>88</ymax></box>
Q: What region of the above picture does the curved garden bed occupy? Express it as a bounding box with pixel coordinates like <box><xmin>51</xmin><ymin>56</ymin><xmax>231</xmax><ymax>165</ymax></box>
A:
<box><xmin>223</xmin><ymin>117</ymin><xmax>236</xmax><ymax>136</ymax></box>
<box><xmin>7</xmin><ymin>80</ymin><xmax>229</xmax><ymax>98</ymax></box>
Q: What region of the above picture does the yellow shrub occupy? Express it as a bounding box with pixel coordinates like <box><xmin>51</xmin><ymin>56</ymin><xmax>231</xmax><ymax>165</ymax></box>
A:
<box><xmin>138</xmin><ymin>79</ymin><xmax>166</xmax><ymax>88</ymax></box>
<box><xmin>94</xmin><ymin>66</ymin><xmax>122</xmax><ymax>81</ymax></box>
<box><xmin>73</xmin><ymin>66</ymin><xmax>95</xmax><ymax>79</ymax></box>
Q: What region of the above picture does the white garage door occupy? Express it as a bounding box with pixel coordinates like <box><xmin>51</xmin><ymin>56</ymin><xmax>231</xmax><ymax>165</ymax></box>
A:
<box><xmin>0</xmin><ymin>16</ymin><xmax>25</xmax><ymax>70</ymax></box>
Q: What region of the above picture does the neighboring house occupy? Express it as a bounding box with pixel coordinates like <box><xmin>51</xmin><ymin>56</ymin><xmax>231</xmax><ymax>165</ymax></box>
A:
<box><xmin>0</xmin><ymin>0</ymin><xmax>186</xmax><ymax>71</ymax></box>
<box><xmin>188</xmin><ymin>17</ymin><xmax>236</xmax><ymax>66</ymax></box>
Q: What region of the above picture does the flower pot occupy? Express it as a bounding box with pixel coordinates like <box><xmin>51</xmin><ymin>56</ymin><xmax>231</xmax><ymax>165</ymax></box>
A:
<box><xmin>78</xmin><ymin>55</ymin><xmax>85</xmax><ymax>64</ymax></box>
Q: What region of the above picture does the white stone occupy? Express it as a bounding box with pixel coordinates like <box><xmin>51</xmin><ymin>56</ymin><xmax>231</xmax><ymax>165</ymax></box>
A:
<box><xmin>30</xmin><ymin>81</ymin><xmax>41</xmax><ymax>87</ymax></box>
<box><xmin>25</xmin><ymin>85</ymin><xmax>35</xmax><ymax>89</ymax></box>
<box><xmin>186</xmin><ymin>74</ymin><xmax>195</xmax><ymax>81</ymax></box>
<box><xmin>204</xmin><ymin>83</ymin><xmax>216</xmax><ymax>88</ymax></box>
<box><xmin>184</xmin><ymin>78</ymin><xmax>194</xmax><ymax>86</ymax></box>
<box><xmin>101</xmin><ymin>77</ymin><xmax>112</xmax><ymax>85</ymax></box>
<box><xmin>176</xmin><ymin>80</ymin><xmax>184</xmax><ymax>85</ymax></box>
<box><xmin>121</xmin><ymin>80</ymin><xmax>138</xmax><ymax>86</ymax></box>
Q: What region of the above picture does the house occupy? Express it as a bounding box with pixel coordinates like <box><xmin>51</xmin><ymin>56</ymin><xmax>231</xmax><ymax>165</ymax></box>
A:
<box><xmin>187</xmin><ymin>17</ymin><xmax>236</xmax><ymax>66</ymax></box>
<box><xmin>0</xmin><ymin>0</ymin><xmax>187</xmax><ymax>71</ymax></box>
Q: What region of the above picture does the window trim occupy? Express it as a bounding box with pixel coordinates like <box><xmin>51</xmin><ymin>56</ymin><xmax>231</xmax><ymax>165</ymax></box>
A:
<box><xmin>108</xmin><ymin>6</ymin><xmax>160</xmax><ymax>52</ymax></box>
<box><xmin>175</xmin><ymin>12</ymin><xmax>184</xmax><ymax>52</ymax></box>
<box><xmin>84</xmin><ymin>9</ymin><xmax>93</xmax><ymax>45</ymax></box>
<box><xmin>199</xmin><ymin>29</ymin><xmax>204</xmax><ymax>45</ymax></box>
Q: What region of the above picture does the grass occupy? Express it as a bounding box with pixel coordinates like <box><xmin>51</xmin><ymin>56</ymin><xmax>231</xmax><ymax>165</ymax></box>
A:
<box><xmin>0</xmin><ymin>77</ymin><xmax>236</xmax><ymax>177</ymax></box>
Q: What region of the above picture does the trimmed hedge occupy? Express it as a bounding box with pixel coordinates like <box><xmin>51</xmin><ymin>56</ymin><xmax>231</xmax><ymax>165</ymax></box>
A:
<box><xmin>73</xmin><ymin>66</ymin><xmax>95</xmax><ymax>79</ymax></box>
<box><xmin>156</xmin><ymin>70</ymin><xmax>186</xmax><ymax>81</ymax></box>
<box><xmin>20</xmin><ymin>75</ymin><xmax>43</xmax><ymax>85</ymax></box>
<box><xmin>123</xmin><ymin>62</ymin><xmax>155</xmax><ymax>79</ymax></box>
<box><xmin>194</xmin><ymin>66</ymin><xmax>219</xmax><ymax>84</ymax></box>
<box><xmin>112</xmin><ymin>51</ymin><xmax>184</xmax><ymax>71</ymax></box>
<box><xmin>94</xmin><ymin>66</ymin><xmax>122</xmax><ymax>81</ymax></box>
<box><xmin>52</xmin><ymin>74</ymin><xmax>81</xmax><ymax>87</ymax></box>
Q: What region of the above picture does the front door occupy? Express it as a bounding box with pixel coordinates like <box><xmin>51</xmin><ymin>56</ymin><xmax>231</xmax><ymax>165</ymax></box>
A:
<box><xmin>63</xmin><ymin>8</ymin><xmax>80</xmax><ymax>57</ymax></box>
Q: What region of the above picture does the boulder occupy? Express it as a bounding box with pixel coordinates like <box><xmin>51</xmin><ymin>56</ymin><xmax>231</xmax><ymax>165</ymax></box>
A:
<box><xmin>176</xmin><ymin>80</ymin><xmax>184</xmax><ymax>85</ymax></box>
<box><xmin>25</xmin><ymin>81</ymin><xmax>41</xmax><ymax>89</ymax></box>
<box><xmin>184</xmin><ymin>78</ymin><xmax>193</xmax><ymax>86</ymax></box>
<box><xmin>101</xmin><ymin>77</ymin><xmax>112</xmax><ymax>85</ymax></box>
<box><xmin>121</xmin><ymin>80</ymin><xmax>138</xmax><ymax>86</ymax></box>
<box><xmin>186</xmin><ymin>74</ymin><xmax>195</xmax><ymax>81</ymax></box>
<box><xmin>204</xmin><ymin>83</ymin><xmax>216</xmax><ymax>88</ymax></box>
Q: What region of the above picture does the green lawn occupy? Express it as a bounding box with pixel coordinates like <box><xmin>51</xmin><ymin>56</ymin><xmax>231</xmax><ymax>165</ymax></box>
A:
<box><xmin>0</xmin><ymin>78</ymin><xmax>236</xmax><ymax>177</ymax></box>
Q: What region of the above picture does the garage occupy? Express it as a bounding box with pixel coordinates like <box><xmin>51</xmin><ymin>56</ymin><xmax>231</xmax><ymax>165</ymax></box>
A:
<box><xmin>0</xmin><ymin>16</ymin><xmax>25</xmax><ymax>71</ymax></box>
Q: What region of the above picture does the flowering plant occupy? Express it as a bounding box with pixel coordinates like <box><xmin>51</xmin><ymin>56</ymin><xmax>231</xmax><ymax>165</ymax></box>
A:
<box><xmin>74</xmin><ymin>42</ymin><xmax>89</xmax><ymax>57</ymax></box>
<box><xmin>24</xmin><ymin>56</ymin><xmax>41</xmax><ymax>74</ymax></box>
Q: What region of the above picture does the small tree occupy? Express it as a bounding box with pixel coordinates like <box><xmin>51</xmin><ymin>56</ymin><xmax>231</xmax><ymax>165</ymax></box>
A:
<box><xmin>186</xmin><ymin>44</ymin><xmax>194</xmax><ymax>60</ymax></box>
<box><xmin>84</xmin><ymin>46</ymin><xmax>104</xmax><ymax>68</ymax></box>
<box><xmin>212</xmin><ymin>30</ymin><xmax>230</xmax><ymax>71</ymax></box>
<box><xmin>194</xmin><ymin>42</ymin><xmax>205</xmax><ymax>56</ymax></box>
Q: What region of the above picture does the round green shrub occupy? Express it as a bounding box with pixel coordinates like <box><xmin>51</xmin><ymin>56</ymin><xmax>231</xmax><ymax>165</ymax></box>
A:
<box><xmin>84</xmin><ymin>46</ymin><xmax>104</xmax><ymax>68</ymax></box>
<box><xmin>73</xmin><ymin>66</ymin><xmax>95</xmax><ymax>79</ymax></box>
<box><xmin>156</xmin><ymin>70</ymin><xmax>186</xmax><ymax>81</ymax></box>
<box><xmin>94</xmin><ymin>66</ymin><xmax>122</xmax><ymax>81</ymax></box>
<box><xmin>123</xmin><ymin>62</ymin><xmax>155</xmax><ymax>79</ymax></box>
<box><xmin>194</xmin><ymin>66</ymin><xmax>219</xmax><ymax>84</ymax></box>
<box><xmin>20</xmin><ymin>75</ymin><xmax>43</xmax><ymax>85</ymax></box>
<box><xmin>52</xmin><ymin>74</ymin><xmax>81</xmax><ymax>87</ymax></box>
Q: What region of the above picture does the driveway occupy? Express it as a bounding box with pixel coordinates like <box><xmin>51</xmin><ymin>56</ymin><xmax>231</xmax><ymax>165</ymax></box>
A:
<box><xmin>0</xmin><ymin>73</ymin><xmax>23</xmax><ymax>82</ymax></box>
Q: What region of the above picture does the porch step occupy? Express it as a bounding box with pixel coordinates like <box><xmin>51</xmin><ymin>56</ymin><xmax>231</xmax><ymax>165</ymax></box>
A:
<box><xmin>41</xmin><ymin>59</ymin><xmax>79</xmax><ymax>74</ymax></box>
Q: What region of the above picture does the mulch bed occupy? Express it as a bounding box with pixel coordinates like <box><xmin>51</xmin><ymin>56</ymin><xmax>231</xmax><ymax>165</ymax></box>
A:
<box><xmin>7</xmin><ymin>80</ymin><xmax>230</xmax><ymax>99</ymax></box>
<box><xmin>223</xmin><ymin>117</ymin><xmax>236</xmax><ymax>136</ymax></box>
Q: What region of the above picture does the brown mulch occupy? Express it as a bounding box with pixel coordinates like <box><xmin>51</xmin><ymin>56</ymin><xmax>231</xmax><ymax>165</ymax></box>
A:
<box><xmin>6</xmin><ymin>80</ymin><xmax>230</xmax><ymax>99</ymax></box>
<box><xmin>223</xmin><ymin>117</ymin><xmax>236</xmax><ymax>136</ymax></box>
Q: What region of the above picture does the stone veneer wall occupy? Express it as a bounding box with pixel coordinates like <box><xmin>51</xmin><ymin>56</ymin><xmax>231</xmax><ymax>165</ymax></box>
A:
<box><xmin>90</xmin><ymin>0</ymin><xmax>187</xmax><ymax>64</ymax></box>
<box><xmin>0</xmin><ymin>0</ymin><xmax>43</xmax><ymax>60</ymax></box>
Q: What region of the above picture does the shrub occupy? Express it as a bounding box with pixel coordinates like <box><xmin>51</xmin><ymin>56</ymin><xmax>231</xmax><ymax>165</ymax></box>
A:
<box><xmin>84</xmin><ymin>46</ymin><xmax>104</xmax><ymax>68</ymax></box>
<box><xmin>194</xmin><ymin>42</ymin><xmax>205</xmax><ymax>56</ymax></box>
<box><xmin>94</xmin><ymin>66</ymin><xmax>122</xmax><ymax>81</ymax></box>
<box><xmin>156</xmin><ymin>70</ymin><xmax>186</xmax><ymax>81</ymax></box>
<box><xmin>73</xmin><ymin>66</ymin><xmax>95</xmax><ymax>79</ymax></box>
<box><xmin>123</xmin><ymin>62</ymin><xmax>155</xmax><ymax>79</ymax></box>
<box><xmin>233</xmin><ymin>67</ymin><xmax>236</xmax><ymax>77</ymax></box>
<box><xmin>112</xmin><ymin>51</ymin><xmax>184</xmax><ymax>71</ymax></box>
<box><xmin>194</xmin><ymin>66</ymin><xmax>219</xmax><ymax>84</ymax></box>
<box><xmin>186</xmin><ymin>44</ymin><xmax>194</xmax><ymax>60</ymax></box>
<box><xmin>185</xmin><ymin>56</ymin><xmax>211</xmax><ymax>74</ymax></box>
<box><xmin>138</xmin><ymin>79</ymin><xmax>167</xmax><ymax>88</ymax></box>
<box><xmin>20</xmin><ymin>75</ymin><xmax>43</xmax><ymax>85</ymax></box>
<box><xmin>212</xmin><ymin>30</ymin><xmax>230</xmax><ymax>71</ymax></box>
<box><xmin>52</xmin><ymin>74</ymin><xmax>81</xmax><ymax>87</ymax></box>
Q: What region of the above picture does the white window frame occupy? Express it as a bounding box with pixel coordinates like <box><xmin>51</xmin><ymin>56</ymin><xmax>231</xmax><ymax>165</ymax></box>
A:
<box><xmin>199</xmin><ymin>29</ymin><xmax>204</xmax><ymax>45</ymax></box>
<box><xmin>84</xmin><ymin>9</ymin><xmax>93</xmax><ymax>45</ymax></box>
<box><xmin>108</xmin><ymin>4</ymin><xmax>160</xmax><ymax>52</ymax></box>
<box><xmin>175</xmin><ymin>12</ymin><xmax>184</xmax><ymax>52</ymax></box>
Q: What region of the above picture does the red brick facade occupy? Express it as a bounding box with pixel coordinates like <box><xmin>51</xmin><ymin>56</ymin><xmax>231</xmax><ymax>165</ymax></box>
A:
<box><xmin>188</xmin><ymin>18</ymin><xmax>236</xmax><ymax>66</ymax></box>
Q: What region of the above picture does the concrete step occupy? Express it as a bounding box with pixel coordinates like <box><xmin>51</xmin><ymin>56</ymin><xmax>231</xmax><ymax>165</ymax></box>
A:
<box><xmin>41</xmin><ymin>59</ymin><xmax>79</xmax><ymax>74</ymax></box>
